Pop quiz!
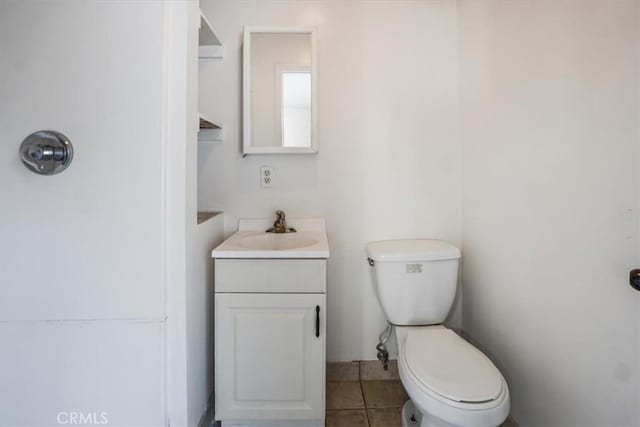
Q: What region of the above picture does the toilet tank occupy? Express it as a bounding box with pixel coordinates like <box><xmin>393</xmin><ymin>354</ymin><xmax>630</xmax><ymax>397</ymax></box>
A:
<box><xmin>367</xmin><ymin>239</ymin><xmax>461</xmax><ymax>326</ymax></box>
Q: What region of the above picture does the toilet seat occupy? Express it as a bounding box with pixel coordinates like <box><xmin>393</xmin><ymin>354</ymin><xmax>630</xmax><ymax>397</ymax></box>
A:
<box><xmin>396</xmin><ymin>326</ymin><xmax>510</xmax><ymax>427</ymax></box>
<box><xmin>404</xmin><ymin>328</ymin><xmax>504</xmax><ymax>404</ymax></box>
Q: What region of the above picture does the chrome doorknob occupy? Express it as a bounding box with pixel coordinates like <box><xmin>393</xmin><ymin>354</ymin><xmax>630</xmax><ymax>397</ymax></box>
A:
<box><xmin>19</xmin><ymin>130</ymin><xmax>73</xmax><ymax>175</ymax></box>
<box><xmin>629</xmin><ymin>269</ymin><xmax>640</xmax><ymax>291</ymax></box>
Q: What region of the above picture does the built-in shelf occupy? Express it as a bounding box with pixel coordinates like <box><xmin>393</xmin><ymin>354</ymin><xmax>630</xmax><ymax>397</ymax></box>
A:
<box><xmin>198</xmin><ymin>113</ymin><xmax>223</xmax><ymax>142</ymax></box>
<box><xmin>199</xmin><ymin>10</ymin><xmax>223</xmax><ymax>59</ymax></box>
<box><xmin>197</xmin><ymin>211</ymin><xmax>222</xmax><ymax>225</ymax></box>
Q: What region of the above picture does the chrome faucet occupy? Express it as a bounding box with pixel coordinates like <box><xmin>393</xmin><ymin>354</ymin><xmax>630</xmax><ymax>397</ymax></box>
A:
<box><xmin>266</xmin><ymin>210</ymin><xmax>296</xmax><ymax>233</ymax></box>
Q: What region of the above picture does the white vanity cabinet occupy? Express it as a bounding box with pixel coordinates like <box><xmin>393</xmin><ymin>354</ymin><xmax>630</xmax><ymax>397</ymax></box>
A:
<box><xmin>214</xmin><ymin>258</ymin><xmax>327</xmax><ymax>427</ymax></box>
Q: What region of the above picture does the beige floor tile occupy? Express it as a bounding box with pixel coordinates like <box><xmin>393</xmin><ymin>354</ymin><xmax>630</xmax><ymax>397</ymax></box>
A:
<box><xmin>361</xmin><ymin>380</ymin><xmax>408</xmax><ymax>409</ymax></box>
<box><xmin>360</xmin><ymin>360</ymin><xmax>399</xmax><ymax>381</ymax></box>
<box><xmin>327</xmin><ymin>361</ymin><xmax>360</xmax><ymax>382</ymax></box>
<box><xmin>367</xmin><ymin>407</ymin><xmax>403</xmax><ymax>427</ymax></box>
<box><xmin>501</xmin><ymin>417</ymin><xmax>518</xmax><ymax>427</ymax></box>
<box><xmin>326</xmin><ymin>410</ymin><xmax>369</xmax><ymax>427</ymax></box>
<box><xmin>327</xmin><ymin>381</ymin><xmax>366</xmax><ymax>410</ymax></box>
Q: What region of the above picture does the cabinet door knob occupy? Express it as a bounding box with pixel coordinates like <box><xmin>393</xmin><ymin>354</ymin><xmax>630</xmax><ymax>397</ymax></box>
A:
<box><xmin>315</xmin><ymin>305</ymin><xmax>320</xmax><ymax>338</ymax></box>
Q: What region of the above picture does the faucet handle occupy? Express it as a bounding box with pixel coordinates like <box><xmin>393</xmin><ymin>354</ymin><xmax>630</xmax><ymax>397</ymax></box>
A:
<box><xmin>265</xmin><ymin>210</ymin><xmax>296</xmax><ymax>233</ymax></box>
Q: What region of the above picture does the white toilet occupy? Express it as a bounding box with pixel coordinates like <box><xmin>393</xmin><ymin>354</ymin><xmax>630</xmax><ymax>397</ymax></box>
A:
<box><xmin>367</xmin><ymin>239</ymin><xmax>510</xmax><ymax>427</ymax></box>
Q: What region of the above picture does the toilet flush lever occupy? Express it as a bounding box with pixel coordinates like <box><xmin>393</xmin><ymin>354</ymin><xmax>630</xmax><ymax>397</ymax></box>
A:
<box><xmin>629</xmin><ymin>269</ymin><xmax>640</xmax><ymax>291</ymax></box>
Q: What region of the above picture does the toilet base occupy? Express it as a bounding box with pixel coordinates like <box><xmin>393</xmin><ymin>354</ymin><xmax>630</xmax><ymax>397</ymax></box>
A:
<box><xmin>402</xmin><ymin>400</ymin><xmax>460</xmax><ymax>427</ymax></box>
<box><xmin>401</xmin><ymin>400</ymin><xmax>421</xmax><ymax>427</ymax></box>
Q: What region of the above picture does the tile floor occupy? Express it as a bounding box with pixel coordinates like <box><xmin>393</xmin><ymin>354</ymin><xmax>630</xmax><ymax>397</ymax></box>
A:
<box><xmin>326</xmin><ymin>360</ymin><xmax>517</xmax><ymax>427</ymax></box>
<box><xmin>211</xmin><ymin>360</ymin><xmax>515</xmax><ymax>426</ymax></box>
<box><xmin>326</xmin><ymin>360</ymin><xmax>407</xmax><ymax>427</ymax></box>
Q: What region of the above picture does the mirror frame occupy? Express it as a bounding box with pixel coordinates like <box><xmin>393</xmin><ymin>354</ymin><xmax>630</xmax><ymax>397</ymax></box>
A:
<box><xmin>243</xmin><ymin>26</ymin><xmax>318</xmax><ymax>155</ymax></box>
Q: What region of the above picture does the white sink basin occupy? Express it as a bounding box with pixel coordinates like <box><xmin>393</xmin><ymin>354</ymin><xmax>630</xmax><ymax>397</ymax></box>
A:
<box><xmin>212</xmin><ymin>218</ymin><xmax>329</xmax><ymax>259</ymax></box>
<box><xmin>235</xmin><ymin>234</ymin><xmax>318</xmax><ymax>250</ymax></box>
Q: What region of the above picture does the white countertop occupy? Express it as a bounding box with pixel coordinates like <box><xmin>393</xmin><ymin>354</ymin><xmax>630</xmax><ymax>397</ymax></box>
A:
<box><xmin>211</xmin><ymin>218</ymin><xmax>330</xmax><ymax>259</ymax></box>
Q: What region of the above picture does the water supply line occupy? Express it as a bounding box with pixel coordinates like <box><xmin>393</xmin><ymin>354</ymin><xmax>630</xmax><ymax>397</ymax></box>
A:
<box><xmin>376</xmin><ymin>323</ymin><xmax>393</xmax><ymax>371</ymax></box>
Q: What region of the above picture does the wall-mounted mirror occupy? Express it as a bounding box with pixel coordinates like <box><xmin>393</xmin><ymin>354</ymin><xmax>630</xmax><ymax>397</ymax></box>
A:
<box><xmin>243</xmin><ymin>27</ymin><xmax>317</xmax><ymax>155</ymax></box>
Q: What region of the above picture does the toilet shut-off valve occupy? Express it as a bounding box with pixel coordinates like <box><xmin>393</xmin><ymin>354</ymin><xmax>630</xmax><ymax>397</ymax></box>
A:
<box><xmin>368</xmin><ymin>257</ymin><xmax>392</xmax><ymax>370</ymax></box>
<box><xmin>376</xmin><ymin>323</ymin><xmax>393</xmax><ymax>371</ymax></box>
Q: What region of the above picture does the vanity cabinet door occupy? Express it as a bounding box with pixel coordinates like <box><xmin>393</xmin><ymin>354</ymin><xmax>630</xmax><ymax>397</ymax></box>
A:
<box><xmin>215</xmin><ymin>293</ymin><xmax>326</xmax><ymax>422</ymax></box>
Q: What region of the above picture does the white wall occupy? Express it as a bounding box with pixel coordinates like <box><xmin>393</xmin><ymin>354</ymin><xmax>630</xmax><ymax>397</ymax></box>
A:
<box><xmin>0</xmin><ymin>1</ymin><xmax>167</xmax><ymax>426</ymax></box>
<box><xmin>0</xmin><ymin>2</ymin><xmax>216</xmax><ymax>426</ymax></box>
<box><xmin>199</xmin><ymin>0</ymin><xmax>462</xmax><ymax>362</ymax></box>
<box><xmin>459</xmin><ymin>1</ymin><xmax>640</xmax><ymax>426</ymax></box>
<box><xmin>167</xmin><ymin>4</ymin><xmax>225</xmax><ymax>426</ymax></box>
<box><xmin>186</xmin><ymin>216</ymin><xmax>224</xmax><ymax>427</ymax></box>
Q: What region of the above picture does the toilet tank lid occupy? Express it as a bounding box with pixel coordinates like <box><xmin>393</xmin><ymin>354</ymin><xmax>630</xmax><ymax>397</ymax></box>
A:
<box><xmin>367</xmin><ymin>239</ymin><xmax>460</xmax><ymax>262</ymax></box>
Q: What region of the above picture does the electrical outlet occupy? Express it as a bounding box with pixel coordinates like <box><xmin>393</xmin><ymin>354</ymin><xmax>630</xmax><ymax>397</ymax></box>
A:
<box><xmin>260</xmin><ymin>166</ymin><xmax>274</xmax><ymax>188</ymax></box>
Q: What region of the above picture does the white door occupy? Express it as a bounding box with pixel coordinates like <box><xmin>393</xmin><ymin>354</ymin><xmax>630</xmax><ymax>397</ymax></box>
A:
<box><xmin>0</xmin><ymin>2</ymin><xmax>168</xmax><ymax>426</ymax></box>
<box><xmin>215</xmin><ymin>293</ymin><xmax>326</xmax><ymax>421</ymax></box>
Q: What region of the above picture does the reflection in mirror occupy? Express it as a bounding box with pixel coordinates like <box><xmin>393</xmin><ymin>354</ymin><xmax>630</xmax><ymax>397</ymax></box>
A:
<box><xmin>243</xmin><ymin>28</ymin><xmax>317</xmax><ymax>154</ymax></box>
<box><xmin>281</xmin><ymin>71</ymin><xmax>311</xmax><ymax>147</ymax></box>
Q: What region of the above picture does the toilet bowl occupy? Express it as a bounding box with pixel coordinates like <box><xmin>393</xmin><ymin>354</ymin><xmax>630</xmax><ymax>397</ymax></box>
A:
<box><xmin>366</xmin><ymin>239</ymin><xmax>510</xmax><ymax>427</ymax></box>
<box><xmin>395</xmin><ymin>326</ymin><xmax>509</xmax><ymax>427</ymax></box>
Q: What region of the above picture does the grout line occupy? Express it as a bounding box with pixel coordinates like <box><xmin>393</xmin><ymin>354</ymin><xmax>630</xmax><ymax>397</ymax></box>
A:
<box><xmin>358</xmin><ymin>361</ymin><xmax>372</xmax><ymax>427</ymax></box>
<box><xmin>326</xmin><ymin>361</ymin><xmax>408</xmax><ymax>426</ymax></box>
